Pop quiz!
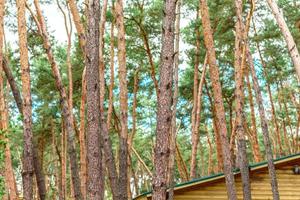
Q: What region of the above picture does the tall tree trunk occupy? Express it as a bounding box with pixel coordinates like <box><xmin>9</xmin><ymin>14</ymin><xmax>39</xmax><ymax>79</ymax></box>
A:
<box><xmin>190</xmin><ymin>55</ymin><xmax>207</xmax><ymax>179</ymax></box>
<box><xmin>2</xmin><ymin>57</ymin><xmax>47</xmax><ymax>200</ymax></box>
<box><xmin>266</xmin><ymin>0</ymin><xmax>300</xmax><ymax>80</ymax></box>
<box><xmin>0</xmin><ymin>3</ymin><xmax>18</xmax><ymax>199</ymax></box>
<box><xmin>233</xmin><ymin>0</ymin><xmax>251</xmax><ymax>199</ymax></box>
<box><xmin>16</xmin><ymin>0</ymin><xmax>34</xmax><ymax>198</ymax></box>
<box><xmin>246</xmin><ymin>44</ymin><xmax>280</xmax><ymax>200</ymax></box>
<box><xmin>85</xmin><ymin>0</ymin><xmax>104</xmax><ymax>199</ymax></box>
<box><xmin>98</xmin><ymin>0</ymin><xmax>108</xmax><ymax>196</ymax></box>
<box><xmin>32</xmin><ymin>1</ymin><xmax>82</xmax><ymax>198</ymax></box>
<box><xmin>199</xmin><ymin>0</ymin><xmax>237</xmax><ymax>199</ymax></box>
<box><xmin>167</xmin><ymin>1</ymin><xmax>181</xmax><ymax>199</ymax></box>
<box><xmin>87</xmin><ymin>2</ymin><xmax>120</xmax><ymax>200</ymax></box>
<box><xmin>1</xmin><ymin>64</ymin><xmax>18</xmax><ymax>200</ymax></box>
<box><xmin>115</xmin><ymin>0</ymin><xmax>128</xmax><ymax>199</ymax></box>
<box><xmin>152</xmin><ymin>0</ymin><xmax>176</xmax><ymax>199</ymax></box>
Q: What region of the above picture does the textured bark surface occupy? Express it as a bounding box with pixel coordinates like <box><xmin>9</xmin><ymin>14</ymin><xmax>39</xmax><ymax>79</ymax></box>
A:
<box><xmin>266</xmin><ymin>0</ymin><xmax>300</xmax><ymax>80</ymax></box>
<box><xmin>233</xmin><ymin>0</ymin><xmax>251</xmax><ymax>199</ymax></box>
<box><xmin>199</xmin><ymin>0</ymin><xmax>237</xmax><ymax>199</ymax></box>
<box><xmin>2</xmin><ymin>56</ymin><xmax>46</xmax><ymax>200</ymax></box>
<box><xmin>0</xmin><ymin>4</ymin><xmax>18</xmax><ymax>199</ymax></box>
<box><xmin>168</xmin><ymin>1</ymin><xmax>181</xmax><ymax>199</ymax></box>
<box><xmin>246</xmin><ymin>44</ymin><xmax>280</xmax><ymax>200</ymax></box>
<box><xmin>32</xmin><ymin>1</ymin><xmax>82</xmax><ymax>199</ymax></box>
<box><xmin>98</xmin><ymin>6</ymin><xmax>120</xmax><ymax>198</ymax></box>
<box><xmin>152</xmin><ymin>0</ymin><xmax>176</xmax><ymax>199</ymax></box>
<box><xmin>115</xmin><ymin>0</ymin><xmax>128</xmax><ymax>199</ymax></box>
<box><xmin>16</xmin><ymin>0</ymin><xmax>34</xmax><ymax>198</ymax></box>
<box><xmin>86</xmin><ymin>0</ymin><xmax>104</xmax><ymax>199</ymax></box>
<box><xmin>0</xmin><ymin>41</ymin><xmax>18</xmax><ymax>200</ymax></box>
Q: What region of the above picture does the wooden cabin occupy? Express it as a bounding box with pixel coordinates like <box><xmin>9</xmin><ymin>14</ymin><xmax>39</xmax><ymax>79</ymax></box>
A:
<box><xmin>134</xmin><ymin>153</ymin><xmax>300</xmax><ymax>200</ymax></box>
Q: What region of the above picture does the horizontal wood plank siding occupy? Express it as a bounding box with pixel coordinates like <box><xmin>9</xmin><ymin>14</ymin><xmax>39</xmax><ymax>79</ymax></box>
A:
<box><xmin>174</xmin><ymin>165</ymin><xmax>300</xmax><ymax>200</ymax></box>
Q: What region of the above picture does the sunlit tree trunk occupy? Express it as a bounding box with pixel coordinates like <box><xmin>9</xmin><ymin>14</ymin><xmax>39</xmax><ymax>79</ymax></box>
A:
<box><xmin>152</xmin><ymin>0</ymin><xmax>176</xmax><ymax>199</ymax></box>
<box><xmin>0</xmin><ymin>2</ymin><xmax>18</xmax><ymax>199</ymax></box>
<box><xmin>200</xmin><ymin>0</ymin><xmax>237</xmax><ymax>199</ymax></box>
<box><xmin>175</xmin><ymin>142</ymin><xmax>189</xmax><ymax>182</ymax></box>
<box><xmin>266</xmin><ymin>0</ymin><xmax>300</xmax><ymax>80</ymax></box>
<box><xmin>16</xmin><ymin>0</ymin><xmax>34</xmax><ymax>198</ymax></box>
<box><xmin>233</xmin><ymin>0</ymin><xmax>251</xmax><ymax>199</ymax></box>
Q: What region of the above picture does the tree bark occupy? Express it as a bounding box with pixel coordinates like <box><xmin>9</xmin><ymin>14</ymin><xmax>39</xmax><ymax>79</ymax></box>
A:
<box><xmin>152</xmin><ymin>0</ymin><xmax>176</xmax><ymax>199</ymax></box>
<box><xmin>32</xmin><ymin>1</ymin><xmax>83</xmax><ymax>198</ymax></box>
<box><xmin>168</xmin><ymin>1</ymin><xmax>181</xmax><ymax>199</ymax></box>
<box><xmin>16</xmin><ymin>0</ymin><xmax>35</xmax><ymax>198</ymax></box>
<box><xmin>0</xmin><ymin>3</ymin><xmax>18</xmax><ymax>199</ymax></box>
<box><xmin>266</xmin><ymin>0</ymin><xmax>300</xmax><ymax>80</ymax></box>
<box><xmin>233</xmin><ymin>0</ymin><xmax>251</xmax><ymax>199</ymax></box>
<box><xmin>199</xmin><ymin>0</ymin><xmax>237</xmax><ymax>199</ymax></box>
<box><xmin>115</xmin><ymin>0</ymin><xmax>129</xmax><ymax>199</ymax></box>
<box><xmin>246</xmin><ymin>44</ymin><xmax>280</xmax><ymax>200</ymax></box>
<box><xmin>86</xmin><ymin>0</ymin><xmax>104</xmax><ymax>199</ymax></box>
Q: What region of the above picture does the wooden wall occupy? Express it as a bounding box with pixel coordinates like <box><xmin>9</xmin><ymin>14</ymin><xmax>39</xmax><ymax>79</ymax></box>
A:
<box><xmin>173</xmin><ymin>165</ymin><xmax>300</xmax><ymax>200</ymax></box>
<box><xmin>136</xmin><ymin>163</ymin><xmax>300</xmax><ymax>200</ymax></box>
